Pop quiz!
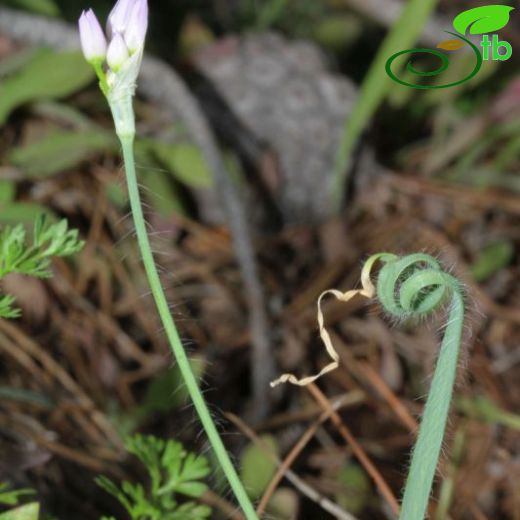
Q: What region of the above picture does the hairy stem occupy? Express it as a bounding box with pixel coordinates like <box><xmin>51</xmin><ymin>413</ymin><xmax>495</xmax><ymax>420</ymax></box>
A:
<box><xmin>400</xmin><ymin>292</ymin><xmax>464</xmax><ymax>519</ymax></box>
<box><xmin>372</xmin><ymin>253</ymin><xmax>465</xmax><ymax>520</ymax></box>
<box><xmin>119</xmin><ymin>134</ymin><xmax>258</xmax><ymax>520</ymax></box>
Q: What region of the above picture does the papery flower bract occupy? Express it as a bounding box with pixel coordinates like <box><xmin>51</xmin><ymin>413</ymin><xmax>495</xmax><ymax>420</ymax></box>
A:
<box><xmin>107</xmin><ymin>0</ymin><xmax>135</xmax><ymax>37</ymax></box>
<box><xmin>124</xmin><ymin>0</ymin><xmax>149</xmax><ymax>53</ymax></box>
<box><xmin>107</xmin><ymin>32</ymin><xmax>130</xmax><ymax>71</ymax></box>
<box><xmin>78</xmin><ymin>9</ymin><xmax>107</xmax><ymax>62</ymax></box>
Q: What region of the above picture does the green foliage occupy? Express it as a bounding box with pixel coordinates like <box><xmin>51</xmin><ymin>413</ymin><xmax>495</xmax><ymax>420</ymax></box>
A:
<box><xmin>143</xmin><ymin>140</ymin><xmax>213</xmax><ymax>189</ymax></box>
<box><xmin>8</xmin><ymin>129</ymin><xmax>117</xmax><ymax>178</ymax></box>
<box><xmin>250</xmin><ymin>0</ymin><xmax>289</xmax><ymax>30</ymax></box>
<box><xmin>367</xmin><ymin>253</ymin><xmax>465</xmax><ymax>520</ymax></box>
<box><xmin>0</xmin><ymin>483</ymin><xmax>38</xmax><ymax>520</ymax></box>
<box><xmin>0</xmin><ymin>204</ymin><xmax>55</xmax><ymax>227</ymax></box>
<box><xmin>0</xmin><ymin>49</ymin><xmax>94</xmax><ymax>125</ymax></box>
<box><xmin>335</xmin><ymin>463</ymin><xmax>371</xmax><ymax>515</ymax></box>
<box><xmin>96</xmin><ymin>434</ymin><xmax>211</xmax><ymax>520</ymax></box>
<box><xmin>0</xmin><ymin>215</ymin><xmax>84</xmax><ymax>318</ymax></box>
<box><xmin>239</xmin><ymin>0</ymin><xmax>326</xmax><ymax>35</ymax></box>
<box><xmin>453</xmin><ymin>5</ymin><xmax>514</xmax><ymax>35</ymax></box>
<box><xmin>135</xmin><ymin>168</ymin><xmax>186</xmax><ymax>217</ymax></box>
<box><xmin>0</xmin><ymin>215</ymin><xmax>84</xmax><ymax>278</ymax></box>
<box><xmin>457</xmin><ymin>395</ymin><xmax>520</xmax><ymax>431</ymax></box>
<box><xmin>0</xmin><ymin>295</ymin><xmax>19</xmax><ymax>320</ymax></box>
<box><xmin>3</xmin><ymin>0</ymin><xmax>60</xmax><ymax>16</ymax></box>
<box><xmin>0</xmin><ymin>483</ymin><xmax>34</xmax><ymax>507</ymax></box>
<box><xmin>0</xmin><ymin>503</ymin><xmax>39</xmax><ymax>520</ymax></box>
<box><xmin>141</xmin><ymin>359</ymin><xmax>206</xmax><ymax>415</ymax></box>
<box><xmin>331</xmin><ymin>0</ymin><xmax>439</xmax><ymax>207</ymax></box>
<box><xmin>470</xmin><ymin>241</ymin><xmax>514</xmax><ymax>282</ymax></box>
<box><xmin>0</xmin><ymin>181</ymin><xmax>16</xmax><ymax>206</ymax></box>
<box><xmin>312</xmin><ymin>14</ymin><xmax>362</xmax><ymax>52</ymax></box>
<box><xmin>264</xmin><ymin>488</ymin><xmax>298</xmax><ymax>519</ymax></box>
<box><xmin>240</xmin><ymin>435</ymin><xmax>278</xmax><ymax>500</ymax></box>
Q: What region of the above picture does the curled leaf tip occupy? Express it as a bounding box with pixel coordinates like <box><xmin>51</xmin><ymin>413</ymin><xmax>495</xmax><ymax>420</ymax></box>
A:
<box><xmin>269</xmin><ymin>253</ymin><xmax>391</xmax><ymax>387</ymax></box>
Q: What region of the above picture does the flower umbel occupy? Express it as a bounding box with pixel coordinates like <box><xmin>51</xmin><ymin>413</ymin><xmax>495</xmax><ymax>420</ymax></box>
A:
<box><xmin>79</xmin><ymin>0</ymin><xmax>148</xmax><ymax>136</ymax></box>
<box><xmin>77</xmin><ymin>1</ymin><xmax>260</xmax><ymax>517</ymax></box>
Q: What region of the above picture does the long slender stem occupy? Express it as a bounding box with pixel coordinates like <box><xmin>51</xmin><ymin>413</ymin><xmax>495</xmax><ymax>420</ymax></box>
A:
<box><xmin>373</xmin><ymin>253</ymin><xmax>465</xmax><ymax>520</ymax></box>
<box><xmin>399</xmin><ymin>293</ymin><xmax>464</xmax><ymax>519</ymax></box>
<box><xmin>119</xmin><ymin>135</ymin><xmax>259</xmax><ymax>520</ymax></box>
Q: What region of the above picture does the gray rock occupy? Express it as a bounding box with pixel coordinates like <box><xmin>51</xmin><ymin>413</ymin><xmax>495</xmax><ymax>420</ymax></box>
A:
<box><xmin>195</xmin><ymin>32</ymin><xmax>358</xmax><ymax>223</ymax></box>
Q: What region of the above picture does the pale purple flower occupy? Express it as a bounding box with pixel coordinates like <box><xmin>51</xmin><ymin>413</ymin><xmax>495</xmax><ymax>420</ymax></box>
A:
<box><xmin>106</xmin><ymin>0</ymin><xmax>148</xmax><ymax>52</ymax></box>
<box><xmin>107</xmin><ymin>0</ymin><xmax>135</xmax><ymax>37</ymax></box>
<box><xmin>124</xmin><ymin>0</ymin><xmax>148</xmax><ymax>52</ymax></box>
<box><xmin>78</xmin><ymin>9</ymin><xmax>107</xmax><ymax>62</ymax></box>
<box><xmin>106</xmin><ymin>32</ymin><xmax>130</xmax><ymax>71</ymax></box>
<box><xmin>79</xmin><ymin>0</ymin><xmax>148</xmax><ymax>97</ymax></box>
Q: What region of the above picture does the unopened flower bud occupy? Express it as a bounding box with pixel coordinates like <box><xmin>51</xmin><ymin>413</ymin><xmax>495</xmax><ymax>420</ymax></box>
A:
<box><xmin>124</xmin><ymin>0</ymin><xmax>148</xmax><ymax>53</ymax></box>
<box><xmin>107</xmin><ymin>0</ymin><xmax>135</xmax><ymax>37</ymax></box>
<box><xmin>107</xmin><ymin>32</ymin><xmax>129</xmax><ymax>71</ymax></box>
<box><xmin>78</xmin><ymin>9</ymin><xmax>107</xmax><ymax>62</ymax></box>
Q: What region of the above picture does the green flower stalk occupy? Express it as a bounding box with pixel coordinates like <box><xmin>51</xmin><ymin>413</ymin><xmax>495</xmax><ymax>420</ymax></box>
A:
<box><xmin>271</xmin><ymin>252</ymin><xmax>466</xmax><ymax>519</ymax></box>
<box><xmin>372</xmin><ymin>253</ymin><xmax>465</xmax><ymax>520</ymax></box>
<box><xmin>79</xmin><ymin>3</ymin><xmax>258</xmax><ymax>518</ymax></box>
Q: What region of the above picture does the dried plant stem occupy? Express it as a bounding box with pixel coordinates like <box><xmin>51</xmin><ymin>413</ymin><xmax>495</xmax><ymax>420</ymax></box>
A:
<box><xmin>256</xmin><ymin>393</ymin><xmax>354</xmax><ymax>515</ymax></box>
<box><xmin>119</xmin><ymin>135</ymin><xmax>258</xmax><ymax>520</ymax></box>
<box><xmin>226</xmin><ymin>413</ymin><xmax>359</xmax><ymax>520</ymax></box>
<box><xmin>307</xmin><ymin>383</ymin><xmax>400</xmax><ymax>516</ymax></box>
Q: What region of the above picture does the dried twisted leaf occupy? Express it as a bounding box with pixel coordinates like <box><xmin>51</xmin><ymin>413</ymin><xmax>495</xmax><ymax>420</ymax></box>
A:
<box><xmin>270</xmin><ymin>254</ymin><xmax>391</xmax><ymax>387</ymax></box>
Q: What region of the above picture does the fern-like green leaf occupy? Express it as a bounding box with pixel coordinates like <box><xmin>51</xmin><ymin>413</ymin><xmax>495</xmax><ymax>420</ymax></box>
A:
<box><xmin>97</xmin><ymin>435</ymin><xmax>212</xmax><ymax>520</ymax></box>
<box><xmin>0</xmin><ymin>215</ymin><xmax>84</xmax><ymax>279</ymax></box>
<box><xmin>0</xmin><ymin>215</ymin><xmax>84</xmax><ymax>319</ymax></box>
<box><xmin>125</xmin><ymin>435</ymin><xmax>210</xmax><ymax>498</ymax></box>
<box><xmin>0</xmin><ymin>295</ymin><xmax>21</xmax><ymax>319</ymax></box>
<box><xmin>168</xmin><ymin>502</ymin><xmax>211</xmax><ymax>520</ymax></box>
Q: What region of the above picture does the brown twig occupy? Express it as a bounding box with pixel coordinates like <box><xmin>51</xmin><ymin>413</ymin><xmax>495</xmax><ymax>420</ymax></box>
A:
<box><xmin>358</xmin><ymin>361</ymin><xmax>418</xmax><ymax>433</ymax></box>
<box><xmin>256</xmin><ymin>392</ymin><xmax>356</xmax><ymax>516</ymax></box>
<box><xmin>32</xmin><ymin>438</ymin><xmax>115</xmax><ymax>473</ymax></box>
<box><xmin>225</xmin><ymin>413</ymin><xmax>360</xmax><ymax>520</ymax></box>
<box><xmin>306</xmin><ymin>382</ymin><xmax>400</xmax><ymax>517</ymax></box>
<box><xmin>322</xmin><ymin>326</ymin><xmax>418</xmax><ymax>434</ymax></box>
<box><xmin>201</xmin><ymin>490</ymin><xmax>245</xmax><ymax>520</ymax></box>
<box><xmin>257</xmin><ymin>389</ymin><xmax>365</xmax><ymax>431</ymax></box>
<box><xmin>0</xmin><ymin>319</ymin><xmax>122</xmax><ymax>450</ymax></box>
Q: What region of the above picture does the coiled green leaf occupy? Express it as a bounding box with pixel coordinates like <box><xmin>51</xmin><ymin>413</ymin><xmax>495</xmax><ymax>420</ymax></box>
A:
<box><xmin>269</xmin><ymin>252</ymin><xmax>466</xmax><ymax>519</ymax></box>
<box><xmin>373</xmin><ymin>253</ymin><xmax>465</xmax><ymax>520</ymax></box>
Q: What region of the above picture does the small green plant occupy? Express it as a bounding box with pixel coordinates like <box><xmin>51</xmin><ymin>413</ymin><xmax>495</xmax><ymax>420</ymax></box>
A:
<box><xmin>0</xmin><ymin>214</ymin><xmax>84</xmax><ymax>318</ymax></box>
<box><xmin>0</xmin><ymin>482</ymin><xmax>35</xmax><ymax>506</ymax></box>
<box><xmin>96</xmin><ymin>434</ymin><xmax>211</xmax><ymax>520</ymax></box>
<box><xmin>78</xmin><ymin>2</ymin><xmax>257</xmax><ymax>517</ymax></box>
<box><xmin>0</xmin><ymin>482</ymin><xmax>39</xmax><ymax>520</ymax></box>
<box><xmin>371</xmin><ymin>253</ymin><xmax>465</xmax><ymax>520</ymax></box>
<box><xmin>272</xmin><ymin>252</ymin><xmax>466</xmax><ymax>520</ymax></box>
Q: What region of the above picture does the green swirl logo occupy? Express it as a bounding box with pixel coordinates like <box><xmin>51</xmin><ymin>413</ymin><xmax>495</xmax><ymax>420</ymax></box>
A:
<box><xmin>386</xmin><ymin>5</ymin><xmax>514</xmax><ymax>89</ymax></box>
<box><xmin>385</xmin><ymin>32</ymin><xmax>482</xmax><ymax>89</ymax></box>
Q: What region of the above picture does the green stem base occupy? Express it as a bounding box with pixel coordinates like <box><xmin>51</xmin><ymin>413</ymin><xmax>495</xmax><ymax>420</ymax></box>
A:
<box><xmin>119</xmin><ymin>133</ymin><xmax>258</xmax><ymax>520</ymax></box>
